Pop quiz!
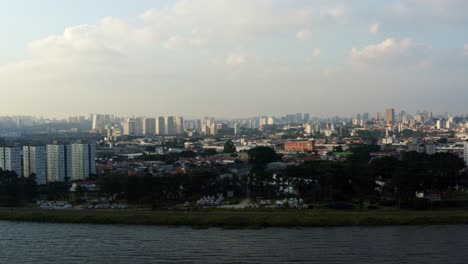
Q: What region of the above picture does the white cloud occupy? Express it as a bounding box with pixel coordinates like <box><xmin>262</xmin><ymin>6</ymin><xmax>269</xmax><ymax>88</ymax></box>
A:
<box><xmin>350</xmin><ymin>38</ymin><xmax>431</xmax><ymax>69</ymax></box>
<box><xmin>225</xmin><ymin>53</ymin><xmax>247</xmax><ymax>65</ymax></box>
<box><xmin>313</xmin><ymin>48</ymin><xmax>321</xmax><ymax>57</ymax></box>
<box><xmin>369</xmin><ymin>23</ymin><xmax>379</xmax><ymax>34</ymax></box>
<box><xmin>320</xmin><ymin>5</ymin><xmax>346</xmax><ymax>18</ymax></box>
<box><xmin>296</xmin><ymin>29</ymin><xmax>311</xmax><ymax>41</ymax></box>
<box><xmin>163</xmin><ymin>36</ymin><xmax>186</xmax><ymax>49</ymax></box>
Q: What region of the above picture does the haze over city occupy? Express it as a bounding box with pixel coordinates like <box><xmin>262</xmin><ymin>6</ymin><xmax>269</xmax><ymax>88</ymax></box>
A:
<box><xmin>1</xmin><ymin>0</ymin><xmax>467</xmax><ymax>118</ymax></box>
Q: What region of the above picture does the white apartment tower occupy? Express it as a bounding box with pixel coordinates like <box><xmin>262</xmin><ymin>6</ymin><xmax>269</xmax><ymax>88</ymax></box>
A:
<box><xmin>464</xmin><ymin>141</ymin><xmax>468</xmax><ymax>166</ymax></box>
<box><xmin>0</xmin><ymin>147</ymin><xmax>22</xmax><ymax>176</ymax></box>
<box><xmin>143</xmin><ymin>117</ymin><xmax>156</xmax><ymax>136</ymax></box>
<box><xmin>165</xmin><ymin>116</ymin><xmax>176</xmax><ymax>135</ymax></box>
<box><xmin>23</xmin><ymin>146</ymin><xmax>47</xmax><ymax>184</ymax></box>
<box><xmin>156</xmin><ymin>116</ymin><xmax>166</xmax><ymax>135</ymax></box>
<box><xmin>71</xmin><ymin>143</ymin><xmax>96</xmax><ymax>181</ymax></box>
<box><xmin>46</xmin><ymin>144</ymin><xmax>72</xmax><ymax>182</ymax></box>
<box><xmin>175</xmin><ymin>116</ymin><xmax>184</xmax><ymax>134</ymax></box>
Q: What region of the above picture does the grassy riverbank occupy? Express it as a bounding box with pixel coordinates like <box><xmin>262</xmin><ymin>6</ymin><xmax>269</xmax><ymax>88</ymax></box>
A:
<box><xmin>1</xmin><ymin>208</ymin><xmax>468</xmax><ymax>228</ymax></box>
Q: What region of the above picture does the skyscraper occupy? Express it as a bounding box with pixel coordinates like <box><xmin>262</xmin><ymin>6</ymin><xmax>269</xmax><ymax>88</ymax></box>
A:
<box><xmin>92</xmin><ymin>114</ymin><xmax>106</xmax><ymax>131</ymax></box>
<box><xmin>175</xmin><ymin>116</ymin><xmax>184</xmax><ymax>134</ymax></box>
<box><xmin>143</xmin><ymin>117</ymin><xmax>156</xmax><ymax>136</ymax></box>
<box><xmin>156</xmin><ymin>116</ymin><xmax>166</xmax><ymax>135</ymax></box>
<box><xmin>464</xmin><ymin>141</ymin><xmax>468</xmax><ymax>165</ymax></box>
<box><xmin>47</xmin><ymin>144</ymin><xmax>72</xmax><ymax>182</ymax></box>
<box><xmin>123</xmin><ymin>118</ymin><xmax>136</xmax><ymax>136</ymax></box>
<box><xmin>71</xmin><ymin>143</ymin><xmax>96</xmax><ymax>181</ymax></box>
<box><xmin>0</xmin><ymin>147</ymin><xmax>22</xmax><ymax>176</ymax></box>
<box><xmin>385</xmin><ymin>108</ymin><xmax>395</xmax><ymax>123</ymax></box>
<box><xmin>165</xmin><ymin>116</ymin><xmax>176</xmax><ymax>135</ymax></box>
<box><xmin>234</xmin><ymin>123</ymin><xmax>240</xmax><ymax>135</ymax></box>
<box><xmin>23</xmin><ymin>146</ymin><xmax>47</xmax><ymax>184</ymax></box>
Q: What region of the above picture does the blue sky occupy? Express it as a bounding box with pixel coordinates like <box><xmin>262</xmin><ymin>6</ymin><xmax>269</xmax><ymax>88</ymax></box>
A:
<box><xmin>0</xmin><ymin>0</ymin><xmax>467</xmax><ymax>118</ymax></box>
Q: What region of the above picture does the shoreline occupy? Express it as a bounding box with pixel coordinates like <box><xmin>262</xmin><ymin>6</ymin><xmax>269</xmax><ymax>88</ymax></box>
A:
<box><xmin>1</xmin><ymin>208</ymin><xmax>468</xmax><ymax>228</ymax></box>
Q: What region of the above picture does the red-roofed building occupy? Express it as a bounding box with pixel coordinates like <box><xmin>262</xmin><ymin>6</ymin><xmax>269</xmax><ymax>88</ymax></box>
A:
<box><xmin>284</xmin><ymin>140</ymin><xmax>316</xmax><ymax>152</ymax></box>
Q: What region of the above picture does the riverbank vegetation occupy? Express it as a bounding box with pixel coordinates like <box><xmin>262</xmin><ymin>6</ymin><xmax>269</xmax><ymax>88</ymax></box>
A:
<box><xmin>1</xmin><ymin>208</ymin><xmax>468</xmax><ymax>228</ymax></box>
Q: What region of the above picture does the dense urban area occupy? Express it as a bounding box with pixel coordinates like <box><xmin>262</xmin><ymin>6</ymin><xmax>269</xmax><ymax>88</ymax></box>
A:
<box><xmin>1</xmin><ymin>109</ymin><xmax>468</xmax><ymax>213</ymax></box>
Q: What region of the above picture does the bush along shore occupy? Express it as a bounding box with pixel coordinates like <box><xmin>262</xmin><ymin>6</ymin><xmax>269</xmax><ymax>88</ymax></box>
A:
<box><xmin>1</xmin><ymin>208</ymin><xmax>468</xmax><ymax>228</ymax></box>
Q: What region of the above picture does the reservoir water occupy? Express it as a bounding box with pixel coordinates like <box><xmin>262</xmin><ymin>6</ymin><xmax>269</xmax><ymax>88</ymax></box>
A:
<box><xmin>0</xmin><ymin>221</ymin><xmax>467</xmax><ymax>263</ymax></box>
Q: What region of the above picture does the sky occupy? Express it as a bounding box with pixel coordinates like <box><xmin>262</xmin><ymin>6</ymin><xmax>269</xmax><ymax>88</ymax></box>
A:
<box><xmin>0</xmin><ymin>0</ymin><xmax>467</xmax><ymax>118</ymax></box>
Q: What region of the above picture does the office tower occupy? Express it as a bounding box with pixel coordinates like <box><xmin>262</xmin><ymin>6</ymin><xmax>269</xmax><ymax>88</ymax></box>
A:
<box><xmin>156</xmin><ymin>116</ymin><xmax>166</xmax><ymax>135</ymax></box>
<box><xmin>234</xmin><ymin>123</ymin><xmax>240</xmax><ymax>135</ymax></box>
<box><xmin>385</xmin><ymin>109</ymin><xmax>395</xmax><ymax>123</ymax></box>
<box><xmin>143</xmin><ymin>117</ymin><xmax>156</xmax><ymax>136</ymax></box>
<box><xmin>23</xmin><ymin>146</ymin><xmax>46</xmax><ymax>184</ymax></box>
<box><xmin>92</xmin><ymin>114</ymin><xmax>106</xmax><ymax>131</ymax></box>
<box><xmin>165</xmin><ymin>116</ymin><xmax>176</xmax><ymax>135</ymax></box>
<box><xmin>47</xmin><ymin>144</ymin><xmax>72</xmax><ymax>182</ymax></box>
<box><xmin>0</xmin><ymin>147</ymin><xmax>22</xmax><ymax>176</ymax></box>
<box><xmin>71</xmin><ymin>143</ymin><xmax>96</xmax><ymax>181</ymax></box>
<box><xmin>304</xmin><ymin>113</ymin><xmax>310</xmax><ymax>122</ymax></box>
<box><xmin>175</xmin><ymin>116</ymin><xmax>184</xmax><ymax>134</ymax></box>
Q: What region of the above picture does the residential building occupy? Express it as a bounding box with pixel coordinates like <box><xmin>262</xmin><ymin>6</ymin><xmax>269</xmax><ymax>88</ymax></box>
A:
<box><xmin>156</xmin><ymin>116</ymin><xmax>166</xmax><ymax>135</ymax></box>
<box><xmin>385</xmin><ymin>108</ymin><xmax>395</xmax><ymax>124</ymax></box>
<box><xmin>23</xmin><ymin>146</ymin><xmax>46</xmax><ymax>184</ymax></box>
<box><xmin>165</xmin><ymin>116</ymin><xmax>176</xmax><ymax>135</ymax></box>
<box><xmin>284</xmin><ymin>140</ymin><xmax>316</xmax><ymax>152</ymax></box>
<box><xmin>71</xmin><ymin>143</ymin><xmax>96</xmax><ymax>181</ymax></box>
<box><xmin>47</xmin><ymin>144</ymin><xmax>72</xmax><ymax>182</ymax></box>
<box><xmin>0</xmin><ymin>147</ymin><xmax>22</xmax><ymax>176</ymax></box>
<box><xmin>143</xmin><ymin>117</ymin><xmax>156</xmax><ymax>136</ymax></box>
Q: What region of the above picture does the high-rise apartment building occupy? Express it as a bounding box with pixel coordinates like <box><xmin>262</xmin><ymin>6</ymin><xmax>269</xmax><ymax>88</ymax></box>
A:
<box><xmin>71</xmin><ymin>143</ymin><xmax>96</xmax><ymax>181</ymax></box>
<box><xmin>234</xmin><ymin>123</ymin><xmax>240</xmax><ymax>135</ymax></box>
<box><xmin>0</xmin><ymin>147</ymin><xmax>22</xmax><ymax>176</ymax></box>
<box><xmin>47</xmin><ymin>144</ymin><xmax>72</xmax><ymax>182</ymax></box>
<box><xmin>175</xmin><ymin>116</ymin><xmax>184</xmax><ymax>134</ymax></box>
<box><xmin>92</xmin><ymin>114</ymin><xmax>106</xmax><ymax>131</ymax></box>
<box><xmin>156</xmin><ymin>116</ymin><xmax>166</xmax><ymax>135</ymax></box>
<box><xmin>385</xmin><ymin>108</ymin><xmax>395</xmax><ymax>123</ymax></box>
<box><xmin>123</xmin><ymin>118</ymin><xmax>135</xmax><ymax>136</ymax></box>
<box><xmin>464</xmin><ymin>141</ymin><xmax>468</xmax><ymax>165</ymax></box>
<box><xmin>143</xmin><ymin>117</ymin><xmax>156</xmax><ymax>136</ymax></box>
<box><xmin>23</xmin><ymin>146</ymin><xmax>46</xmax><ymax>184</ymax></box>
<box><xmin>165</xmin><ymin>116</ymin><xmax>176</xmax><ymax>135</ymax></box>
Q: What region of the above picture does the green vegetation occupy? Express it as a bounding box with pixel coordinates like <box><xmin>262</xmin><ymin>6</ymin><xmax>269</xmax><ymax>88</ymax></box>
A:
<box><xmin>1</xmin><ymin>208</ymin><xmax>468</xmax><ymax>228</ymax></box>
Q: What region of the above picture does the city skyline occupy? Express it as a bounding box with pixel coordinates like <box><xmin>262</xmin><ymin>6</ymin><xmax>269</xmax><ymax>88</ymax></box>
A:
<box><xmin>1</xmin><ymin>1</ymin><xmax>467</xmax><ymax>117</ymax></box>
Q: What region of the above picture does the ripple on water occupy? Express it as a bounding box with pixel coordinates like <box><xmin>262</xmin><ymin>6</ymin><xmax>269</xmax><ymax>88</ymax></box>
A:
<box><xmin>1</xmin><ymin>221</ymin><xmax>468</xmax><ymax>264</ymax></box>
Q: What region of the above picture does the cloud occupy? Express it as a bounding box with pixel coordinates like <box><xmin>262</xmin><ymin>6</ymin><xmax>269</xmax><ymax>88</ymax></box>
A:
<box><xmin>350</xmin><ymin>38</ymin><xmax>431</xmax><ymax>69</ymax></box>
<box><xmin>163</xmin><ymin>36</ymin><xmax>186</xmax><ymax>49</ymax></box>
<box><xmin>296</xmin><ymin>29</ymin><xmax>311</xmax><ymax>41</ymax></box>
<box><xmin>369</xmin><ymin>23</ymin><xmax>379</xmax><ymax>34</ymax></box>
<box><xmin>225</xmin><ymin>53</ymin><xmax>247</xmax><ymax>65</ymax></box>
<box><xmin>313</xmin><ymin>48</ymin><xmax>321</xmax><ymax>57</ymax></box>
<box><xmin>320</xmin><ymin>5</ymin><xmax>346</xmax><ymax>18</ymax></box>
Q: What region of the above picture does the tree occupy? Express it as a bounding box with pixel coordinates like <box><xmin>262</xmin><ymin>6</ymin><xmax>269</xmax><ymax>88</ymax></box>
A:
<box><xmin>247</xmin><ymin>146</ymin><xmax>278</xmax><ymax>165</ymax></box>
<box><xmin>223</xmin><ymin>140</ymin><xmax>237</xmax><ymax>154</ymax></box>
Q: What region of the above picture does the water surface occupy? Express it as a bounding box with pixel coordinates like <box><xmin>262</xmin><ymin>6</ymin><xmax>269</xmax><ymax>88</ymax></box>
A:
<box><xmin>0</xmin><ymin>221</ymin><xmax>467</xmax><ymax>263</ymax></box>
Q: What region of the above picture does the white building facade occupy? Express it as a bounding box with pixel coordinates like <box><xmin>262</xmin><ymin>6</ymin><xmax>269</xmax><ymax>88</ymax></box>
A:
<box><xmin>23</xmin><ymin>146</ymin><xmax>47</xmax><ymax>184</ymax></box>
